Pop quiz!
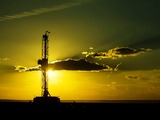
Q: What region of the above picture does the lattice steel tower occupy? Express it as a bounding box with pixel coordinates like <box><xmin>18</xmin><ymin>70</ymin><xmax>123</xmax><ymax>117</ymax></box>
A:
<box><xmin>38</xmin><ymin>31</ymin><xmax>51</xmax><ymax>97</ymax></box>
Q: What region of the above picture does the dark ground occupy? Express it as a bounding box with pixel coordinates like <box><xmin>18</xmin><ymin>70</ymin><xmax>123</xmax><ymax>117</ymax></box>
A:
<box><xmin>0</xmin><ymin>100</ymin><xmax>160</xmax><ymax>118</ymax></box>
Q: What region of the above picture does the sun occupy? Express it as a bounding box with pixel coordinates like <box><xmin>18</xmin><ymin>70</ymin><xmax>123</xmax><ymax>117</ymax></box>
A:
<box><xmin>47</xmin><ymin>70</ymin><xmax>56</xmax><ymax>78</ymax></box>
<box><xmin>47</xmin><ymin>70</ymin><xmax>60</xmax><ymax>84</ymax></box>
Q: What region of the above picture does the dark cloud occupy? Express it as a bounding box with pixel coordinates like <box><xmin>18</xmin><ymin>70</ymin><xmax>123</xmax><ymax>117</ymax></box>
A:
<box><xmin>15</xmin><ymin>58</ymin><xmax>112</xmax><ymax>72</ymax></box>
<box><xmin>82</xmin><ymin>47</ymin><xmax>152</xmax><ymax>59</ymax></box>
<box><xmin>48</xmin><ymin>58</ymin><xmax>111</xmax><ymax>71</ymax></box>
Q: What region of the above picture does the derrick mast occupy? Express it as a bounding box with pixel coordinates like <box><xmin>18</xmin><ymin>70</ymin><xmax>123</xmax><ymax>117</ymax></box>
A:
<box><xmin>34</xmin><ymin>31</ymin><xmax>60</xmax><ymax>104</ymax></box>
<box><xmin>38</xmin><ymin>31</ymin><xmax>50</xmax><ymax>97</ymax></box>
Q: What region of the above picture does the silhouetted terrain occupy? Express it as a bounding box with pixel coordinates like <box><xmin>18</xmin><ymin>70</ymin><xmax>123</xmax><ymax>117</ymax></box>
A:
<box><xmin>0</xmin><ymin>100</ymin><xmax>160</xmax><ymax>117</ymax></box>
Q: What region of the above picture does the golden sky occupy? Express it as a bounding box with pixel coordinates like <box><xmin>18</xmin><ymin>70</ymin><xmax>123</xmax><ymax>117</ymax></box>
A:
<box><xmin>0</xmin><ymin>0</ymin><xmax>160</xmax><ymax>100</ymax></box>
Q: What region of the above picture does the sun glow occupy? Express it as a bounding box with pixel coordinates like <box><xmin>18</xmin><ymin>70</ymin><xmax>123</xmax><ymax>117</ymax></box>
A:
<box><xmin>47</xmin><ymin>70</ymin><xmax>60</xmax><ymax>84</ymax></box>
<box><xmin>47</xmin><ymin>70</ymin><xmax>56</xmax><ymax>77</ymax></box>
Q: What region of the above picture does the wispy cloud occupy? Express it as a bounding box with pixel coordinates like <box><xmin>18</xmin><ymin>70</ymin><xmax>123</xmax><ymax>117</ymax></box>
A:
<box><xmin>82</xmin><ymin>47</ymin><xmax>152</xmax><ymax>59</ymax></box>
<box><xmin>0</xmin><ymin>2</ymin><xmax>81</xmax><ymax>22</ymax></box>
<box><xmin>15</xmin><ymin>65</ymin><xmax>40</xmax><ymax>72</ymax></box>
<box><xmin>0</xmin><ymin>57</ymin><xmax>10</xmax><ymax>61</ymax></box>
<box><xmin>125</xmin><ymin>75</ymin><xmax>140</xmax><ymax>80</ymax></box>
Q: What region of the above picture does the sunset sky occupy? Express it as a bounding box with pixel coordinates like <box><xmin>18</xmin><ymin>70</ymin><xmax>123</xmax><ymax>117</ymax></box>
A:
<box><xmin>0</xmin><ymin>0</ymin><xmax>160</xmax><ymax>100</ymax></box>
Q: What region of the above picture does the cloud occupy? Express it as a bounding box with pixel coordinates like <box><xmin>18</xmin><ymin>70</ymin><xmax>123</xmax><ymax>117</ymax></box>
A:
<box><xmin>0</xmin><ymin>57</ymin><xmax>10</xmax><ymax>61</ymax></box>
<box><xmin>15</xmin><ymin>58</ymin><xmax>113</xmax><ymax>72</ymax></box>
<box><xmin>15</xmin><ymin>65</ymin><xmax>40</xmax><ymax>72</ymax></box>
<box><xmin>0</xmin><ymin>1</ymin><xmax>81</xmax><ymax>22</ymax></box>
<box><xmin>0</xmin><ymin>64</ymin><xmax>37</xmax><ymax>73</ymax></box>
<box><xmin>125</xmin><ymin>75</ymin><xmax>139</xmax><ymax>80</ymax></box>
<box><xmin>15</xmin><ymin>65</ymin><xmax>27</xmax><ymax>72</ymax></box>
<box><xmin>48</xmin><ymin>58</ymin><xmax>111</xmax><ymax>71</ymax></box>
<box><xmin>125</xmin><ymin>70</ymin><xmax>160</xmax><ymax>81</ymax></box>
<box><xmin>82</xmin><ymin>47</ymin><xmax>152</xmax><ymax>59</ymax></box>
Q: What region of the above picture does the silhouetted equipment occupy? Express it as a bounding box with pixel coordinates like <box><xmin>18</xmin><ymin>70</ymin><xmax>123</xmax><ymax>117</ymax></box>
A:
<box><xmin>33</xmin><ymin>31</ymin><xmax>60</xmax><ymax>104</ymax></box>
<box><xmin>38</xmin><ymin>31</ymin><xmax>50</xmax><ymax>97</ymax></box>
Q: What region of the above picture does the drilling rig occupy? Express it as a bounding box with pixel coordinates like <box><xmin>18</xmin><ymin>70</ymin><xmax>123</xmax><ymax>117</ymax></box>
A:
<box><xmin>33</xmin><ymin>31</ymin><xmax>60</xmax><ymax>104</ymax></box>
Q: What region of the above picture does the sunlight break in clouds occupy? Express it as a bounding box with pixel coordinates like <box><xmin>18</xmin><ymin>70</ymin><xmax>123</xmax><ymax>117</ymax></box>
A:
<box><xmin>0</xmin><ymin>2</ymin><xmax>82</xmax><ymax>21</ymax></box>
